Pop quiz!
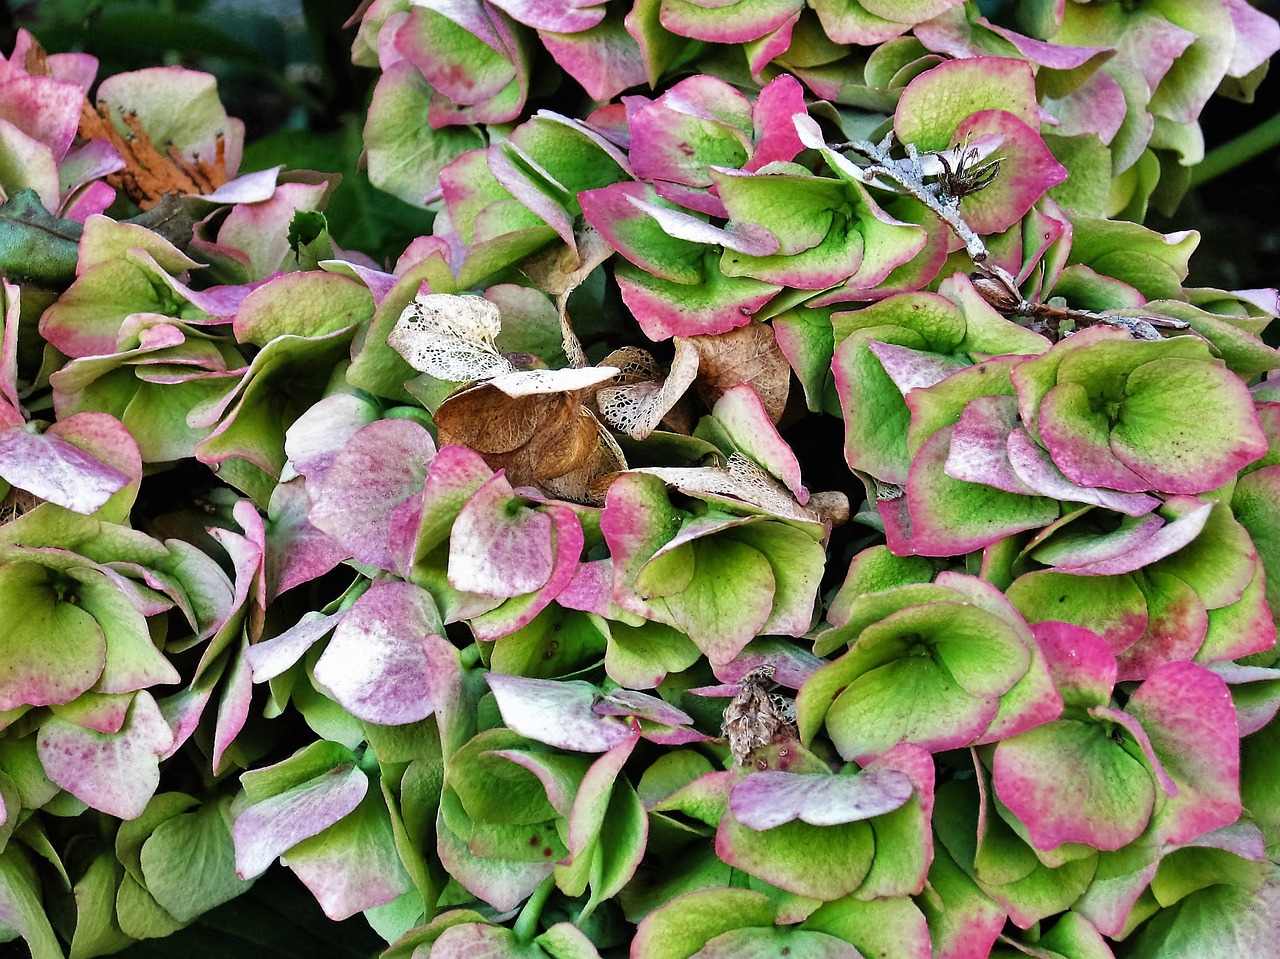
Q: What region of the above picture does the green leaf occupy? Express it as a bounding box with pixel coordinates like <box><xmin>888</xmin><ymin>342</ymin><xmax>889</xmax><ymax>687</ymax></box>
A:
<box><xmin>141</xmin><ymin>797</ymin><xmax>254</xmax><ymax>923</ymax></box>
<box><xmin>0</xmin><ymin>845</ymin><xmax>65</xmax><ymax>959</ymax></box>
<box><xmin>632</xmin><ymin>887</ymin><xmax>774</xmax><ymax>959</ymax></box>
<box><xmin>0</xmin><ymin>189</ymin><xmax>82</xmax><ymax>287</ymax></box>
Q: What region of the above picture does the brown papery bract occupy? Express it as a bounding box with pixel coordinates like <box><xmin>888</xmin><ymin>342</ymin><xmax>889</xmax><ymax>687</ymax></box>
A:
<box><xmin>687</xmin><ymin>322</ymin><xmax>790</xmax><ymax>424</ymax></box>
<box><xmin>435</xmin><ymin>384</ymin><xmax>604</xmax><ymax>488</ymax></box>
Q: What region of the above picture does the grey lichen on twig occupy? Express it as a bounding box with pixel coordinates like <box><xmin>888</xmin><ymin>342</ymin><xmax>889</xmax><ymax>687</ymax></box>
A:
<box><xmin>830</xmin><ymin>129</ymin><xmax>1189</xmax><ymax>343</ymax></box>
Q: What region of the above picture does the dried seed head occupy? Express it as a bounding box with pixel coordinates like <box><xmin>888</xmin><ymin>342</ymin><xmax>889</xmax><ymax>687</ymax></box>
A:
<box><xmin>722</xmin><ymin>665</ymin><xmax>797</xmax><ymax>765</ymax></box>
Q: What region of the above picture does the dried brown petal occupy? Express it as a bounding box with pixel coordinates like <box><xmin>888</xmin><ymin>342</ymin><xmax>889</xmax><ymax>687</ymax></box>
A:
<box><xmin>78</xmin><ymin>102</ymin><xmax>229</xmax><ymax>209</ymax></box>
<box><xmin>435</xmin><ymin>366</ymin><xmax>619</xmax><ymax>490</ymax></box>
<box><xmin>519</xmin><ymin>223</ymin><xmax>615</xmax><ymax>297</ymax></box>
<box><xmin>686</xmin><ymin>322</ymin><xmax>790</xmax><ymax>423</ymax></box>
<box><xmin>542</xmin><ymin>419</ymin><xmax>628</xmax><ymax>504</ymax></box>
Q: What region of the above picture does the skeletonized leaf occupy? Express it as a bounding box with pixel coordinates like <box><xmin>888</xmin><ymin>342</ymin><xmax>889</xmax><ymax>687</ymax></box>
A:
<box><xmin>597</xmin><ymin>340</ymin><xmax>700</xmax><ymax>440</ymax></box>
<box><xmin>635</xmin><ymin>453</ymin><xmax>823</xmax><ymax>523</ymax></box>
<box><xmin>387</xmin><ymin>292</ymin><xmax>514</xmax><ymax>382</ymax></box>
<box><xmin>484</xmin><ymin>365</ymin><xmax>619</xmax><ymax>397</ymax></box>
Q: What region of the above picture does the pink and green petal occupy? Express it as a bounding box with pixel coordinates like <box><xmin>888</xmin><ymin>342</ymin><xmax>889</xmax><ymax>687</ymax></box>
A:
<box><xmin>469</xmin><ymin>504</ymin><xmax>585</xmax><ymax>640</ymax></box>
<box><xmin>950</xmin><ymin>111</ymin><xmax>1067</xmax><ymax>235</ymax></box>
<box><xmin>1032</xmin><ymin>496</ymin><xmax>1212</xmax><ymax>576</ymax></box>
<box><xmin>944</xmin><ymin>395</ymin><xmax>1040</xmax><ymax>496</ymax></box>
<box><xmin>716</xmin><ymin>803</ymin><xmax>876</xmax><ymax>901</ymax></box>
<box><xmin>0</xmin><ymin>560</ymin><xmax>106</xmax><ymax>709</ymax></box>
<box><xmin>1116</xmin><ymin>571</ymin><xmax>1209</xmax><ymax>681</ymax></box>
<box><xmin>306</xmin><ymin>418</ymin><xmax>438</xmax><ymax>572</ymax></box>
<box><xmin>1006</xmin><ymin>427</ymin><xmax>1160</xmax><ymax>515</ymax></box>
<box><xmin>907</xmin><ymin>424</ymin><xmax>1060</xmax><ymax>556</ymax></box>
<box><xmin>1007</xmin><ymin>570</ymin><xmax>1149</xmax><ymax>656</ymax></box>
<box><xmin>1125</xmin><ymin>661</ymin><xmax>1242</xmax><ymax>846</ymax></box>
<box><xmin>1198</xmin><ymin>560</ymin><xmax>1277</xmax><ymax>666</ymax></box>
<box><xmin>233</xmin><ymin>756</ymin><xmax>368</xmax><ymax>882</ymax></box>
<box><xmin>448</xmin><ymin>473</ymin><xmax>554</xmax><ymax>597</ymax></box>
<box><xmin>37</xmin><ymin>691</ymin><xmax>173</xmax><ymax>820</ymax></box>
<box><xmin>894</xmin><ymin>57</ymin><xmax>1039</xmax><ymax>152</ymax></box>
<box><xmin>486</xmin><ymin>674</ymin><xmax>637</xmax><ymax>753</ymax></box>
<box><xmin>658</xmin><ymin>0</ymin><xmax>802</xmax><ymax>44</ymax></box>
<box><xmin>992</xmin><ymin>718</ymin><xmax>1156</xmax><ymax>852</ymax></box>
<box><xmin>1108</xmin><ymin>359</ymin><xmax>1266</xmax><ymax>493</ymax></box>
<box><xmin>282</xmin><ymin>787</ymin><xmax>412</xmax><ymax>920</ymax></box>
<box><xmin>312</xmin><ymin>581</ymin><xmax>457</xmax><ymax>726</ymax></box>
<box><xmin>615</xmin><ymin>252</ymin><xmax>781</xmax><ymax>341</ymax></box>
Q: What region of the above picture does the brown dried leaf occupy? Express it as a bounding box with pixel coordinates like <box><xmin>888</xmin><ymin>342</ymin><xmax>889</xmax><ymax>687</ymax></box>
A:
<box><xmin>79</xmin><ymin>102</ymin><xmax>230</xmax><ymax>209</ymax></box>
<box><xmin>434</xmin><ymin>366</ymin><xmax>619</xmax><ymax>490</ymax></box>
<box><xmin>722</xmin><ymin>665</ymin><xmax>797</xmax><ymax>766</ymax></box>
<box><xmin>542</xmin><ymin>420</ymin><xmax>628</xmax><ymax>505</ymax></box>
<box><xmin>520</xmin><ymin>223</ymin><xmax>615</xmax><ymax>297</ymax></box>
<box><xmin>685</xmin><ymin>322</ymin><xmax>790</xmax><ymax>423</ymax></box>
<box><xmin>596</xmin><ymin>339</ymin><xmax>700</xmax><ymax>440</ymax></box>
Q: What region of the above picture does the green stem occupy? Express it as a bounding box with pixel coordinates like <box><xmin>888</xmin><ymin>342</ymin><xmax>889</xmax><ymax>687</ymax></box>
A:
<box><xmin>1192</xmin><ymin>111</ymin><xmax>1280</xmax><ymax>187</ymax></box>
<box><xmin>512</xmin><ymin>875</ymin><xmax>556</xmax><ymax>943</ymax></box>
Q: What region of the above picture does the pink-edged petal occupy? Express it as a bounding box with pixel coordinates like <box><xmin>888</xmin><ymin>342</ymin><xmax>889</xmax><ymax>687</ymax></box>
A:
<box><xmin>1109</xmin><ymin>359</ymin><xmax>1267</xmax><ymax>494</ymax></box>
<box><xmin>0</xmin><ymin>423</ymin><xmax>131</xmax><ymax>514</ymax></box>
<box><xmin>712</xmin><ymin>384</ymin><xmax>806</xmax><ymax>502</ymax></box>
<box><xmin>1125</xmin><ymin>661</ymin><xmax>1242</xmax><ymax>846</ymax></box>
<box><xmin>486</xmin><ymin>674</ymin><xmax>636</xmax><ymax>752</ymax></box>
<box><xmin>1032</xmin><ymin>621</ymin><xmax>1116</xmax><ymax>708</ymax></box>
<box><xmin>950</xmin><ymin>110</ymin><xmax>1067</xmax><ymax>235</ymax></box>
<box><xmin>1037</xmin><ymin>379</ymin><xmax>1152</xmax><ymax>492</ymax></box>
<box><xmin>658</xmin><ymin>0</ymin><xmax>802</xmax><ymax>44</ymax></box>
<box><xmin>448</xmin><ymin>472</ymin><xmax>554</xmax><ymax>596</ymax></box>
<box><xmin>729</xmin><ymin>768</ymin><xmax>913</xmax><ymax>830</ymax></box>
<box><xmin>626</xmin><ymin>80</ymin><xmax>752</xmax><ymax>187</ymax></box>
<box><xmin>212</xmin><ymin>637</ymin><xmax>254</xmax><ymax>773</ymax></box>
<box><xmin>1040</xmin><ymin>497</ymin><xmax>1212</xmax><ymax>576</ymax></box>
<box><xmin>233</xmin><ymin>760</ymin><xmax>367</xmax><ymax>879</ymax></box>
<box><xmin>263</xmin><ymin>481</ymin><xmax>350</xmax><ymax>600</ymax></box>
<box><xmin>0</xmin><ymin>74</ymin><xmax>84</xmax><ymax>160</ymax></box>
<box><xmin>944</xmin><ymin>395</ymin><xmax>1039</xmax><ymax>496</ymax></box>
<box><xmin>907</xmin><ymin>423</ymin><xmax>1059</xmax><ymax>556</ymax></box>
<box><xmin>1042</xmin><ymin>69</ymin><xmax>1127</xmax><ymax>144</ymax></box>
<box><xmin>992</xmin><ymin>717</ymin><xmax>1155</xmax><ymax>852</ymax></box>
<box><xmin>37</xmin><ymin>690</ymin><xmax>173</xmax><ymax>820</ymax></box>
<box><xmin>1116</xmin><ymin>571</ymin><xmax>1208</xmax><ymax>682</ymax></box>
<box><xmin>468</xmin><ymin>503</ymin><xmax>584</xmax><ymax>640</ymax></box>
<box><xmin>245</xmin><ymin>610</ymin><xmax>346</xmax><ymax>683</ymax></box>
<box><xmin>1006</xmin><ymin>428</ymin><xmax>1159</xmax><ymax>515</ymax></box>
<box><xmin>312</xmin><ymin>581</ymin><xmax>456</xmax><ymax>725</ymax></box>
<box><xmin>615</xmin><ymin>256</ymin><xmax>780</xmax><ymax>341</ymax></box>
<box><xmin>895</xmin><ymin>56</ymin><xmax>1039</xmax><ymax>152</ymax></box>
<box><xmin>542</xmin><ymin>13</ymin><xmax>648</xmax><ymax>102</ymax></box>
<box><xmin>1089</xmin><ymin>704</ymin><xmax>1178</xmax><ymax>797</ymax></box>
<box><xmin>488</xmin><ymin>0</ymin><xmax>605</xmax><ymax>31</ymax></box>
<box><xmin>306</xmin><ymin>418</ymin><xmax>437</xmax><ymax>572</ymax></box>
